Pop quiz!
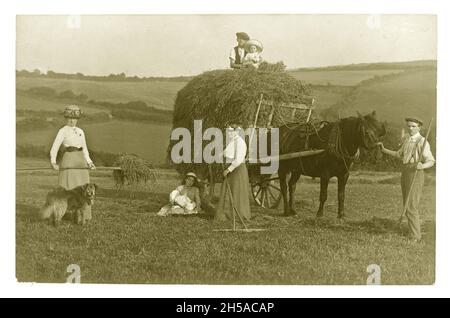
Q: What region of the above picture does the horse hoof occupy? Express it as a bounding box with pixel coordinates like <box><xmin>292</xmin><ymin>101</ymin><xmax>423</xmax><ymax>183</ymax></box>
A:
<box><xmin>316</xmin><ymin>213</ymin><xmax>324</xmax><ymax>218</ymax></box>
<box><xmin>284</xmin><ymin>210</ymin><xmax>296</xmax><ymax>217</ymax></box>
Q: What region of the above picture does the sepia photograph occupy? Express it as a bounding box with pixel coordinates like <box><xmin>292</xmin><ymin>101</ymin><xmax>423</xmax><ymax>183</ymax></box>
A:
<box><xmin>14</xmin><ymin>13</ymin><xmax>437</xmax><ymax>286</ymax></box>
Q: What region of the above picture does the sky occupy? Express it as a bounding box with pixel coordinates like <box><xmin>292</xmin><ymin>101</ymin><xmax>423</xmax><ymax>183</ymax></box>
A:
<box><xmin>16</xmin><ymin>14</ymin><xmax>436</xmax><ymax>77</ymax></box>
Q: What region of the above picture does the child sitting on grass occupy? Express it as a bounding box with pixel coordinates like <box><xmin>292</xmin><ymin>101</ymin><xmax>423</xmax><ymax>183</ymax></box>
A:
<box><xmin>157</xmin><ymin>172</ymin><xmax>202</xmax><ymax>216</ymax></box>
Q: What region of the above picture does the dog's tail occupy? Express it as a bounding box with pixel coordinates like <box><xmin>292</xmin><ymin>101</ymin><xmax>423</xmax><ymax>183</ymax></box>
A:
<box><xmin>39</xmin><ymin>204</ymin><xmax>53</xmax><ymax>220</ymax></box>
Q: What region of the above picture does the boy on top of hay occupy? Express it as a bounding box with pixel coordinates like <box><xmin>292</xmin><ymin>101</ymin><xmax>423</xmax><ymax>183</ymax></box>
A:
<box><xmin>229</xmin><ymin>32</ymin><xmax>250</xmax><ymax>69</ymax></box>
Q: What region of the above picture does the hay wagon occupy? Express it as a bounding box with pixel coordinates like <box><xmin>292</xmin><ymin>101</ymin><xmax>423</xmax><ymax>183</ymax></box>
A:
<box><xmin>168</xmin><ymin>66</ymin><xmax>327</xmax><ymax>209</ymax></box>
<box><xmin>223</xmin><ymin>96</ymin><xmax>325</xmax><ymax>209</ymax></box>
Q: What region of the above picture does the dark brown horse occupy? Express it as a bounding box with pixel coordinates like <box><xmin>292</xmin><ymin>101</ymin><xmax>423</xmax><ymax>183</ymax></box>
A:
<box><xmin>278</xmin><ymin>111</ymin><xmax>385</xmax><ymax>218</ymax></box>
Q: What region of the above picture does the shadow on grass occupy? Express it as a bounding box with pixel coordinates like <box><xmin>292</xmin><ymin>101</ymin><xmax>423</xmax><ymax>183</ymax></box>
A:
<box><xmin>291</xmin><ymin>216</ymin><xmax>402</xmax><ymax>235</ymax></box>
<box><xmin>298</xmin><ymin>216</ymin><xmax>437</xmax><ymax>239</ymax></box>
<box><xmin>97</xmin><ymin>187</ymin><xmax>164</xmax><ymax>201</ymax></box>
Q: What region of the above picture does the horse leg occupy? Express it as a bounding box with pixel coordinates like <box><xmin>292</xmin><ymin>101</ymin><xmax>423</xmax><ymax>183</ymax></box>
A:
<box><xmin>316</xmin><ymin>176</ymin><xmax>330</xmax><ymax>217</ymax></box>
<box><xmin>337</xmin><ymin>172</ymin><xmax>350</xmax><ymax>218</ymax></box>
<box><xmin>279</xmin><ymin>170</ymin><xmax>290</xmax><ymax>216</ymax></box>
<box><xmin>288</xmin><ymin>170</ymin><xmax>301</xmax><ymax>215</ymax></box>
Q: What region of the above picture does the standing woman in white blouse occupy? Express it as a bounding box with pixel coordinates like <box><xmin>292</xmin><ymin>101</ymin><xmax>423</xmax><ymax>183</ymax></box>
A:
<box><xmin>215</xmin><ymin>123</ymin><xmax>251</xmax><ymax>221</ymax></box>
<box><xmin>50</xmin><ymin>105</ymin><xmax>95</xmax><ymax>190</ymax></box>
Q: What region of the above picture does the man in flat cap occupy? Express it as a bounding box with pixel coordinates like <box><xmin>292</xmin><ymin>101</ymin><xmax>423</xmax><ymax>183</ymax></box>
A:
<box><xmin>229</xmin><ymin>32</ymin><xmax>250</xmax><ymax>69</ymax></box>
<box><xmin>377</xmin><ymin>117</ymin><xmax>435</xmax><ymax>242</ymax></box>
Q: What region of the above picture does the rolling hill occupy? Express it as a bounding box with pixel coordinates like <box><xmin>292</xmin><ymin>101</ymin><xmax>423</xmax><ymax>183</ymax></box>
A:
<box><xmin>16</xmin><ymin>60</ymin><xmax>437</xmax><ymax>165</ymax></box>
<box><xmin>16</xmin><ymin>77</ymin><xmax>187</xmax><ymax>110</ymax></box>
<box><xmin>336</xmin><ymin>69</ymin><xmax>437</xmax><ymax>124</ymax></box>
<box><xmin>17</xmin><ymin>120</ymin><xmax>172</xmax><ymax>164</ymax></box>
<box><xmin>290</xmin><ymin>69</ymin><xmax>404</xmax><ymax>86</ymax></box>
<box><xmin>16</xmin><ymin>64</ymin><xmax>420</xmax><ymax>112</ymax></box>
<box><xmin>16</xmin><ymin>94</ymin><xmax>108</xmax><ymax>114</ymax></box>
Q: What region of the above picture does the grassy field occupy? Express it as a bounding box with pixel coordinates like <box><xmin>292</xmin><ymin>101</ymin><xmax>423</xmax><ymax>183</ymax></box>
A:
<box><xmin>16</xmin><ymin>77</ymin><xmax>187</xmax><ymax>110</ymax></box>
<box><xmin>16</xmin><ymin>69</ymin><xmax>437</xmax><ymax>166</ymax></box>
<box><xmin>16</xmin><ymin>94</ymin><xmax>108</xmax><ymax>114</ymax></box>
<box><xmin>17</xmin><ymin>120</ymin><xmax>172</xmax><ymax>164</ymax></box>
<box><xmin>16</xmin><ymin>158</ymin><xmax>435</xmax><ymax>284</ymax></box>
<box><xmin>289</xmin><ymin>69</ymin><xmax>404</xmax><ymax>86</ymax></box>
<box><xmin>16</xmin><ymin>69</ymin><xmax>404</xmax><ymax>112</ymax></box>
<box><xmin>337</xmin><ymin>69</ymin><xmax>437</xmax><ymax>123</ymax></box>
<box><xmin>310</xmin><ymin>86</ymin><xmax>352</xmax><ymax>111</ymax></box>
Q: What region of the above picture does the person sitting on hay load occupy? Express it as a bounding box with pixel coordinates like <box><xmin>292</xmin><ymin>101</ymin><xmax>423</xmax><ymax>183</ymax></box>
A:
<box><xmin>242</xmin><ymin>39</ymin><xmax>263</xmax><ymax>69</ymax></box>
<box><xmin>157</xmin><ymin>172</ymin><xmax>202</xmax><ymax>216</ymax></box>
<box><xmin>229</xmin><ymin>32</ymin><xmax>250</xmax><ymax>69</ymax></box>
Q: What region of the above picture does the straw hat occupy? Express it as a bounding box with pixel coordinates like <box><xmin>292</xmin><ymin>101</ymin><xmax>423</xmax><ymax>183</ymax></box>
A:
<box><xmin>185</xmin><ymin>172</ymin><xmax>198</xmax><ymax>180</ymax></box>
<box><xmin>63</xmin><ymin>105</ymin><xmax>82</xmax><ymax>119</ymax></box>
<box><xmin>244</xmin><ymin>39</ymin><xmax>263</xmax><ymax>53</ymax></box>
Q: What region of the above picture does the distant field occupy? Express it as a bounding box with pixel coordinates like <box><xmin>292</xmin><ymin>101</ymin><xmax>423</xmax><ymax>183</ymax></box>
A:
<box><xmin>310</xmin><ymin>86</ymin><xmax>352</xmax><ymax>110</ymax></box>
<box><xmin>16</xmin><ymin>66</ymin><xmax>436</xmax><ymax>163</ymax></box>
<box><xmin>17</xmin><ymin>120</ymin><xmax>172</xmax><ymax>164</ymax></box>
<box><xmin>338</xmin><ymin>69</ymin><xmax>437</xmax><ymax>123</ymax></box>
<box><xmin>290</xmin><ymin>69</ymin><xmax>404</xmax><ymax>86</ymax></box>
<box><xmin>16</xmin><ymin>77</ymin><xmax>187</xmax><ymax>110</ymax></box>
<box><xmin>16</xmin><ymin>94</ymin><xmax>107</xmax><ymax>114</ymax></box>
<box><xmin>17</xmin><ymin>70</ymin><xmax>403</xmax><ymax>113</ymax></box>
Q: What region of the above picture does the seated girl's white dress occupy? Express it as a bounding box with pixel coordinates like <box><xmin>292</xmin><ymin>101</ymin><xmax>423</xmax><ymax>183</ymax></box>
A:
<box><xmin>157</xmin><ymin>185</ymin><xmax>198</xmax><ymax>216</ymax></box>
<box><xmin>242</xmin><ymin>52</ymin><xmax>262</xmax><ymax>68</ymax></box>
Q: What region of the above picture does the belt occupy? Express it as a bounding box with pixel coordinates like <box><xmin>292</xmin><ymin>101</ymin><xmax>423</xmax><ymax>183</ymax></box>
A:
<box><xmin>65</xmin><ymin>146</ymin><xmax>83</xmax><ymax>152</ymax></box>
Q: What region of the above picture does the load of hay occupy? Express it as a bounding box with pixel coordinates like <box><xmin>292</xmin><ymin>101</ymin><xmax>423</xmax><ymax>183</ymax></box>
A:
<box><xmin>168</xmin><ymin>62</ymin><xmax>315</xmax><ymax>177</ymax></box>
<box><xmin>172</xmin><ymin>63</ymin><xmax>312</xmax><ymax>130</ymax></box>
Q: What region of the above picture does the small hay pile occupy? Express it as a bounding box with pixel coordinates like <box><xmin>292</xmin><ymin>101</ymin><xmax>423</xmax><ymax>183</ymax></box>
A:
<box><xmin>113</xmin><ymin>153</ymin><xmax>157</xmax><ymax>198</ymax></box>
<box><xmin>168</xmin><ymin>63</ymin><xmax>315</xmax><ymax>176</ymax></box>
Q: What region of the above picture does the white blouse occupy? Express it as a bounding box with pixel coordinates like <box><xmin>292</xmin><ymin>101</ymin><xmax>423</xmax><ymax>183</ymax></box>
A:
<box><xmin>224</xmin><ymin>134</ymin><xmax>247</xmax><ymax>172</ymax></box>
<box><xmin>50</xmin><ymin>125</ymin><xmax>93</xmax><ymax>164</ymax></box>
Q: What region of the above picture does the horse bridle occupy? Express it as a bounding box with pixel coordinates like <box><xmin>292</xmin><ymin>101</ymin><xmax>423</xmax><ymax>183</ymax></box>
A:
<box><xmin>332</xmin><ymin>118</ymin><xmax>370</xmax><ymax>173</ymax></box>
<box><xmin>358</xmin><ymin>117</ymin><xmax>378</xmax><ymax>149</ymax></box>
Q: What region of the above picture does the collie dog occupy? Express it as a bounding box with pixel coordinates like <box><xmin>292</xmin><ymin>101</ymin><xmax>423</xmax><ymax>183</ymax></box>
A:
<box><xmin>39</xmin><ymin>183</ymin><xmax>98</xmax><ymax>226</ymax></box>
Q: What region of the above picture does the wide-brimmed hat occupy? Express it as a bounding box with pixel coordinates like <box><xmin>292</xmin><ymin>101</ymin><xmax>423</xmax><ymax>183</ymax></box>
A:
<box><xmin>63</xmin><ymin>105</ymin><xmax>82</xmax><ymax>119</ymax></box>
<box><xmin>405</xmin><ymin>117</ymin><xmax>423</xmax><ymax>126</ymax></box>
<box><xmin>244</xmin><ymin>39</ymin><xmax>263</xmax><ymax>53</ymax></box>
<box><xmin>185</xmin><ymin>172</ymin><xmax>198</xmax><ymax>180</ymax></box>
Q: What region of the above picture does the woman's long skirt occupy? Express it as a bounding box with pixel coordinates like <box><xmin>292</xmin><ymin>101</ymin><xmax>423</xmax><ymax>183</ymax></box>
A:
<box><xmin>215</xmin><ymin>164</ymin><xmax>251</xmax><ymax>221</ymax></box>
<box><xmin>58</xmin><ymin>151</ymin><xmax>90</xmax><ymax>190</ymax></box>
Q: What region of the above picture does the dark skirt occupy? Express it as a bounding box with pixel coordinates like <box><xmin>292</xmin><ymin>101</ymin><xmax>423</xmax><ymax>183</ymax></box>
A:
<box><xmin>58</xmin><ymin>151</ymin><xmax>90</xmax><ymax>190</ymax></box>
<box><xmin>215</xmin><ymin>164</ymin><xmax>251</xmax><ymax>221</ymax></box>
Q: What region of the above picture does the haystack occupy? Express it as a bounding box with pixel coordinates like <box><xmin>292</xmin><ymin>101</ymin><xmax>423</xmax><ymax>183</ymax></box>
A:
<box><xmin>113</xmin><ymin>153</ymin><xmax>157</xmax><ymax>199</ymax></box>
<box><xmin>168</xmin><ymin>63</ymin><xmax>315</xmax><ymax>175</ymax></box>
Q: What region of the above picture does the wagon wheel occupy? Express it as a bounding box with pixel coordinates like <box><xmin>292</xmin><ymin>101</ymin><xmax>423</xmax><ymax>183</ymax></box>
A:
<box><xmin>251</xmin><ymin>175</ymin><xmax>282</xmax><ymax>209</ymax></box>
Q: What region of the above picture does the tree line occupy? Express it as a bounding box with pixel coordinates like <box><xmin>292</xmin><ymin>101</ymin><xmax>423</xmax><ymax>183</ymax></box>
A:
<box><xmin>16</xmin><ymin>69</ymin><xmax>192</xmax><ymax>82</ymax></box>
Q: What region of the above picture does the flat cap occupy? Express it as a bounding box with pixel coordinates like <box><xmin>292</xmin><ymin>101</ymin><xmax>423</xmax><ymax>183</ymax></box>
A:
<box><xmin>405</xmin><ymin>117</ymin><xmax>423</xmax><ymax>126</ymax></box>
<box><xmin>236</xmin><ymin>32</ymin><xmax>250</xmax><ymax>41</ymax></box>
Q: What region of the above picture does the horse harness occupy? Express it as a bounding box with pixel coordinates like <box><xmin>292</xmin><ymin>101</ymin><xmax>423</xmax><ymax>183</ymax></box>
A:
<box><xmin>327</xmin><ymin>118</ymin><xmax>367</xmax><ymax>172</ymax></box>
